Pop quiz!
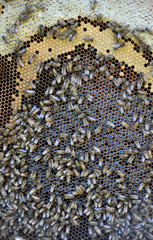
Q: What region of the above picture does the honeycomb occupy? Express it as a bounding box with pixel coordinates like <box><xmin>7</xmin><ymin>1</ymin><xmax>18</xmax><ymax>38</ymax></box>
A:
<box><xmin>0</xmin><ymin>11</ymin><xmax>153</xmax><ymax>240</ymax></box>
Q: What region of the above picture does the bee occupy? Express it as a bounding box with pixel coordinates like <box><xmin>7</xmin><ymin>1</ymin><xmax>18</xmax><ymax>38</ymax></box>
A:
<box><xmin>59</xmin><ymin>133</ymin><xmax>68</xmax><ymax>139</ymax></box>
<box><xmin>74</xmin><ymin>64</ymin><xmax>82</xmax><ymax>72</ymax></box>
<box><xmin>133</xmin><ymin>121</ymin><xmax>139</xmax><ymax>129</ymax></box>
<box><xmin>2</xmin><ymin>36</ymin><xmax>11</xmax><ymax>43</ymax></box>
<box><xmin>113</xmin><ymin>42</ymin><xmax>125</xmax><ymax>50</ymax></box>
<box><xmin>34</xmin><ymin>3</ymin><xmax>45</xmax><ymax>10</ymax></box>
<box><xmin>87</xmin><ymin>116</ymin><xmax>97</xmax><ymax>122</ymax></box>
<box><xmin>66</xmin><ymin>61</ymin><xmax>72</xmax><ymax>72</ymax></box>
<box><xmin>16</xmin><ymin>48</ymin><xmax>26</xmax><ymax>58</ymax></box>
<box><xmin>18</xmin><ymin>13</ymin><xmax>31</xmax><ymax>23</ymax></box>
<box><xmin>92</xmin><ymin>145</ymin><xmax>101</xmax><ymax>154</ymax></box>
<box><xmin>116</xmin><ymin>170</ymin><xmax>124</xmax><ymax>178</ymax></box>
<box><xmin>64</xmin><ymin>193</ymin><xmax>74</xmax><ymax>199</ymax></box>
<box><xmin>46</xmin><ymin>29</ymin><xmax>53</xmax><ymax>39</ymax></box>
<box><xmin>15</xmin><ymin>237</ymin><xmax>25</xmax><ymax>240</ymax></box>
<box><xmin>121</xmin><ymin>121</ymin><xmax>130</xmax><ymax>129</ymax></box>
<box><xmin>44</xmin><ymin>61</ymin><xmax>52</xmax><ymax>70</ymax></box>
<box><xmin>144</xmin><ymin>97</ymin><xmax>149</xmax><ymax>105</ymax></box>
<box><xmin>127</xmin><ymin>155</ymin><xmax>135</xmax><ymax>163</ymax></box>
<box><xmin>42</xmin><ymin>148</ymin><xmax>50</xmax><ymax>155</ymax></box>
<box><xmin>130</xmin><ymin>194</ymin><xmax>138</xmax><ymax>200</ymax></box>
<box><xmin>116</xmin><ymin>177</ymin><xmax>124</xmax><ymax>183</ymax></box>
<box><xmin>120</xmin><ymin>153</ymin><xmax>128</xmax><ymax>159</ymax></box>
<box><xmin>30</xmin><ymin>105</ymin><xmax>40</xmax><ymax>116</ymax></box>
<box><xmin>16</xmin><ymin>57</ymin><xmax>24</xmax><ymax>68</ymax></box>
<box><xmin>143</xmin><ymin>151</ymin><xmax>149</xmax><ymax>160</ymax></box>
<box><xmin>99</xmin><ymin>64</ymin><xmax>107</xmax><ymax>72</ymax></box>
<box><xmin>144</xmin><ymin>121</ymin><xmax>150</xmax><ymax>131</ymax></box>
<box><xmin>119</xmin><ymin>106</ymin><xmax>124</xmax><ymax>114</ymax></box>
<box><xmin>95</xmin><ymin>14</ymin><xmax>103</xmax><ymax>25</ymax></box>
<box><xmin>77</xmin><ymin>77</ymin><xmax>82</xmax><ymax>87</ymax></box>
<box><xmin>134</xmin><ymin>140</ymin><xmax>141</xmax><ymax>149</ymax></box>
<box><xmin>138</xmin><ymin>90</ymin><xmax>147</xmax><ymax>96</ymax></box>
<box><xmin>133</xmin><ymin>112</ymin><xmax>138</xmax><ymax>122</ymax></box>
<box><xmin>147</xmin><ymin>150</ymin><xmax>152</xmax><ymax>159</ymax></box>
<box><xmin>33</xmin><ymin>155</ymin><xmax>42</xmax><ymax>162</ymax></box>
<box><xmin>52</xmin><ymin>61</ymin><xmax>61</xmax><ymax>68</ymax></box>
<box><xmin>139</xmin><ymin>71</ymin><xmax>145</xmax><ymax>83</ymax></box>
<box><xmin>87</xmin><ymin>129</ymin><xmax>91</xmax><ymax>140</ymax></box>
<box><xmin>56</xmin><ymin>19</ymin><xmax>67</xmax><ymax>27</ymax></box>
<box><xmin>82</xmin><ymin>118</ymin><xmax>89</xmax><ymax>127</ymax></box>
<box><xmin>149</xmin><ymin>60</ymin><xmax>153</xmax><ymax>66</ymax></box>
<box><xmin>107</xmin><ymin>121</ymin><xmax>115</xmax><ymax>132</ymax></box>
<box><xmin>117</xmin><ymin>100</ymin><xmax>125</xmax><ymax>107</ymax></box>
<box><xmin>138</xmin><ymin>182</ymin><xmax>145</xmax><ymax>191</ymax></box>
<box><xmin>83</xmin><ymin>36</ymin><xmax>93</xmax><ymax>41</ymax></box>
<box><xmin>121</xmin><ymin>81</ymin><xmax>129</xmax><ymax>90</ymax></box>
<box><xmin>126</xmin><ymin>86</ymin><xmax>132</xmax><ymax>95</ymax></box>
<box><xmin>113</xmin><ymin>78</ymin><xmax>123</xmax><ymax>87</ymax></box>
<box><xmin>68</xmin><ymin>30</ymin><xmax>77</xmax><ymax>42</ymax></box>
<box><xmin>73</xmin><ymin>104</ymin><xmax>80</xmax><ymax>114</ymax></box>
<box><xmin>118</xmin><ymin>184</ymin><xmax>126</xmax><ymax>190</ymax></box>
<box><xmin>23</xmin><ymin>89</ymin><xmax>35</xmax><ymax>96</ymax></box>
<box><xmin>39</xmin><ymin>24</ymin><xmax>45</xmax><ymax>37</ymax></box>
<box><xmin>65</xmin><ymin>145</ymin><xmax>71</xmax><ymax>154</ymax></box>
<box><xmin>91</xmin><ymin>0</ymin><xmax>98</xmax><ymax>10</ymax></box>
<box><xmin>85</xmin><ymin>94</ymin><xmax>94</xmax><ymax>102</ymax></box>
<box><xmin>77</xmin><ymin>113</ymin><xmax>85</xmax><ymax>119</ymax></box>
<box><xmin>139</xmin><ymin>114</ymin><xmax>144</xmax><ymax>123</ymax></box>
<box><xmin>84</xmin><ymin>68</ymin><xmax>89</xmax><ymax>75</ymax></box>
<box><xmin>36</xmin><ymin>62</ymin><xmax>44</xmax><ymax>74</ymax></box>
<box><xmin>28</xmin><ymin>54</ymin><xmax>36</xmax><ymax>64</ymax></box>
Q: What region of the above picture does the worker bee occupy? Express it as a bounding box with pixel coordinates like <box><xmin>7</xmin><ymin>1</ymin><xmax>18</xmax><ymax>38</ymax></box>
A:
<box><xmin>86</xmin><ymin>129</ymin><xmax>91</xmax><ymax>140</ymax></box>
<box><xmin>35</xmin><ymin>3</ymin><xmax>45</xmax><ymax>10</ymax></box>
<box><xmin>16</xmin><ymin>57</ymin><xmax>24</xmax><ymax>68</ymax></box>
<box><xmin>82</xmin><ymin>118</ymin><xmax>89</xmax><ymax>127</ymax></box>
<box><xmin>113</xmin><ymin>78</ymin><xmax>122</xmax><ymax>87</ymax></box>
<box><xmin>28</xmin><ymin>54</ymin><xmax>36</xmax><ymax>64</ymax></box>
<box><xmin>139</xmin><ymin>114</ymin><xmax>144</xmax><ymax>123</ymax></box>
<box><xmin>15</xmin><ymin>237</ymin><xmax>25</xmax><ymax>240</ymax></box>
<box><xmin>120</xmin><ymin>153</ymin><xmax>128</xmax><ymax>159</ymax></box>
<box><xmin>117</xmin><ymin>100</ymin><xmax>125</xmax><ymax>107</ymax></box>
<box><xmin>113</xmin><ymin>42</ymin><xmax>125</xmax><ymax>50</ymax></box>
<box><xmin>83</xmin><ymin>36</ymin><xmax>93</xmax><ymax>42</ymax></box>
<box><xmin>133</xmin><ymin>112</ymin><xmax>138</xmax><ymax>122</ymax></box>
<box><xmin>91</xmin><ymin>0</ymin><xmax>98</xmax><ymax>10</ymax></box>
<box><xmin>92</xmin><ymin>145</ymin><xmax>101</xmax><ymax>154</ymax></box>
<box><xmin>127</xmin><ymin>155</ymin><xmax>135</xmax><ymax>163</ymax></box>
<box><xmin>107</xmin><ymin>121</ymin><xmax>115</xmax><ymax>132</ymax></box>
<box><xmin>39</xmin><ymin>24</ymin><xmax>45</xmax><ymax>37</ymax></box>
<box><xmin>124</xmin><ymin>102</ymin><xmax>131</xmax><ymax>111</ymax></box>
<box><xmin>134</xmin><ymin>140</ymin><xmax>141</xmax><ymax>149</ymax></box>
<box><xmin>23</xmin><ymin>89</ymin><xmax>35</xmax><ymax>96</ymax></box>
<box><xmin>78</xmin><ymin>127</ymin><xmax>86</xmax><ymax>134</ymax></box>
<box><xmin>36</xmin><ymin>62</ymin><xmax>44</xmax><ymax>74</ymax></box>
<box><xmin>2</xmin><ymin>36</ymin><xmax>11</xmax><ymax>44</ymax></box>
<box><xmin>68</xmin><ymin>30</ymin><xmax>77</xmax><ymax>42</ymax></box>
<box><xmin>87</xmin><ymin>116</ymin><xmax>97</xmax><ymax>122</ymax></box>
<box><xmin>116</xmin><ymin>177</ymin><xmax>124</xmax><ymax>183</ymax></box>
<box><xmin>121</xmin><ymin>81</ymin><xmax>129</xmax><ymax>90</ymax></box>
<box><xmin>133</xmin><ymin>121</ymin><xmax>139</xmax><ymax>129</ymax></box>
<box><xmin>33</xmin><ymin>155</ymin><xmax>42</xmax><ymax>162</ymax></box>
<box><xmin>116</xmin><ymin>170</ymin><xmax>124</xmax><ymax>178</ymax></box>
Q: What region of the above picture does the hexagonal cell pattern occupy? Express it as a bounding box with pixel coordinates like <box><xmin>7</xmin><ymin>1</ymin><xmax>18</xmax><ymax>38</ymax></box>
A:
<box><xmin>0</xmin><ymin>16</ymin><xmax>153</xmax><ymax>240</ymax></box>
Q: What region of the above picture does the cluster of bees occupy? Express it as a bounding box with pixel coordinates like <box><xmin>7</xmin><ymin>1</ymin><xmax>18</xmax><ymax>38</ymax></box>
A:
<box><xmin>0</xmin><ymin>13</ymin><xmax>153</xmax><ymax>240</ymax></box>
<box><xmin>2</xmin><ymin>3</ymin><xmax>45</xmax><ymax>44</ymax></box>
